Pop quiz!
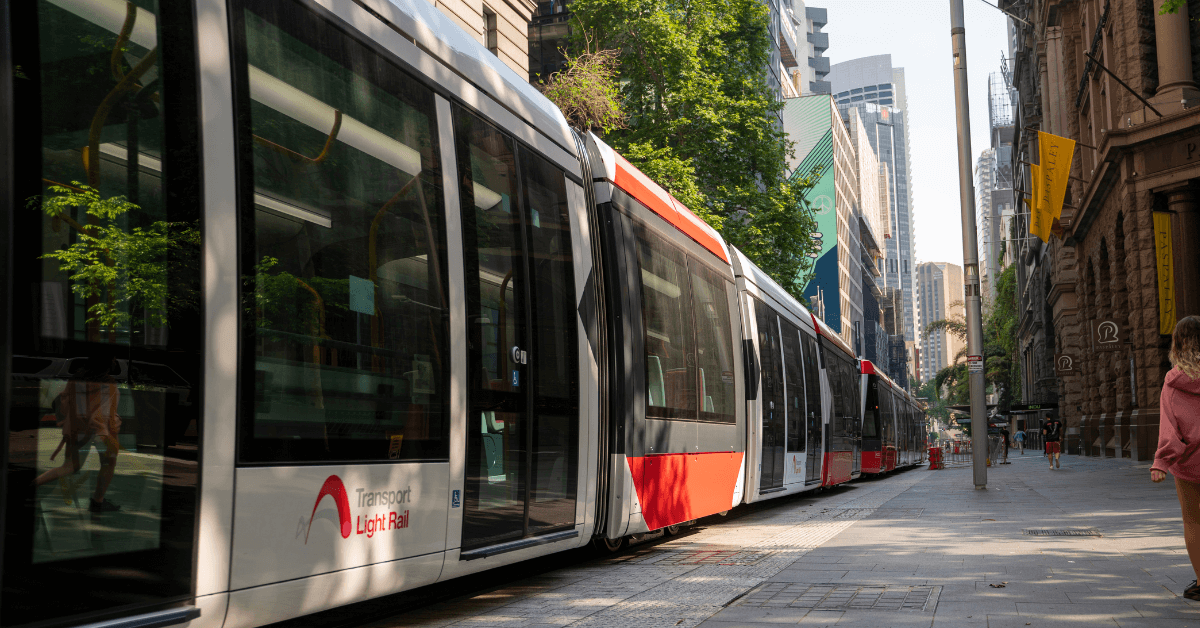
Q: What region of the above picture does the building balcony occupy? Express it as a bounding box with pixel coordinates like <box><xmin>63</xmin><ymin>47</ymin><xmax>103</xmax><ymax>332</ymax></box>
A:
<box><xmin>807</xmin><ymin>31</ymin><xmax>828</xmax><ymax>53</ymax></box>
<box><xmin>809</xmin><ymin>56</ymin><xmax>829</xmax><ymax>75</ymax></box>
<box><xmin>805</xmin><ymin>6</ymin><xmax>827</xmax><ymax>28</ymax></box>
<box><xmin>779</xmin><ymin>19</ymin><xmax>800</xmax><ymax>68</ymax></box>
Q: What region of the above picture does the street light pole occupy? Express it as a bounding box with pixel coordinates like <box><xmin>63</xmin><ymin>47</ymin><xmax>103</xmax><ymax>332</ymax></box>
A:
<box><xmin>949</xmin><ymin>0</ymin><xmax>988</xmax><ymax>489</ymax></box>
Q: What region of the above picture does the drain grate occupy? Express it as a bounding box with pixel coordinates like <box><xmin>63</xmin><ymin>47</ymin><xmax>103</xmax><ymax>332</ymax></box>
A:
<box><xmin>736</xmin><ymin>583</ymin><xmax>940</xmax><ymax>612</ymax></box>
<box><xmin>1023</xmin><ymin>528</ymin><xmax>1102</xmax><ymax>537</ymax></box>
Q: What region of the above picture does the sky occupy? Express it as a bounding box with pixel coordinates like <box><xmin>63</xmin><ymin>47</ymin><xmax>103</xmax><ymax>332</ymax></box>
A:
<box><xmin>816</xmin><ymin>0</ymin><xmax>1011</xmax><ymax>266</ymax></box>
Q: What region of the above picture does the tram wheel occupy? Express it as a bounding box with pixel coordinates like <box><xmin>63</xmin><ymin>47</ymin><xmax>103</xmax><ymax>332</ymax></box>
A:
<box><xmin>595</xmin><ymin>536</ymin><xmax>626</xmax><ymax>553</ymax></box>
<box><xmin>717</xmin><ymin>510</ymin><xmax>729</xmax><ymax>517</ymax></box>
<box><xmin>665</xmin><ymin>524</ymin><xmax>681</xmax><ymax>535</ymax></box>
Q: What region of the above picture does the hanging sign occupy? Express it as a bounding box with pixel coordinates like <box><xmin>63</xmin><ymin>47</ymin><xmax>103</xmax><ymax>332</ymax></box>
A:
<box><xmin>1053</xmin><ymin>353</ymin><xmax>1077</xmax><ymax>375</ymax></box>
<box><xmin>1090</xmin><ymin>319</ymin><xmax>1127</xmax><ymax>352</ymax></box>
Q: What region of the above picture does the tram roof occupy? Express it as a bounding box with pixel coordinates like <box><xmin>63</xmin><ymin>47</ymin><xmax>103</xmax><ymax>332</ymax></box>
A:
<box><xmin>810</xmin><ymin>313</ymin><xmax>855</xmax><ymax>359</ymax></box>
<box><xmin>860</xmin><ymin>360</ymin><xmax>904</xmax><ymax>393</ymax></box>
<box><xmin>587</xmin><ymin>134</ymin><xmax>730</xmax><ymax>264</ymax></box>
<box><xmin>369</xmin><ymin>0</ymin><xmax>579</xmax><ymax>157</ymax></box>
<box><xmin>729</xmin><ymin>248</ymin><xmax>815</xmax><ymax>331</ymax></box>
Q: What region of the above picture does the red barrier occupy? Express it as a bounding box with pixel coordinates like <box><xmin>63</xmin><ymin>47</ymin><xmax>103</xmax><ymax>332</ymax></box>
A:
<box><xmin>928</xmin><ymin>447</ymin><xmax>944</xmax><ymax>470</ymax></box>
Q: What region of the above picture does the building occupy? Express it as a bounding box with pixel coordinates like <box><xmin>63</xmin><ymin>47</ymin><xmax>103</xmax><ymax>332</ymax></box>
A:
<box><xmin>785</xmin><ymin>2</ymin><xmax>831</xmax><ymax>96</ymax></box>
<box><xmin>827</xmin><ymin>55</ymin><xmax>918</xmax><ymax>355</ymax></box>
<box><xmin>784</xmin><ymin>95</ymin><xmax>868</xmax><ymax>352</ymax></box>
<box><xmin>1005</xmin><ymin>0</ymin><xmax>1200</xmax><ymax>460</ymax></box>
<box><xmin>846</xmin><ymin>109</ymin><xmax>889</xmax><ymax>371</ymax></box>
<box><xmin>975</xmin><ymin>71</ymin><xmax>1017</xmax><ymax>304</ymax></box>
<box><xmin>435</xmin><ymin>0</ymin><xmax>536</xmax><ymax>77</ymax></box>
<box><xmin>916</xmin><ymin>262</ymin><xmax>966</xmax><ymax>384</ymax></box>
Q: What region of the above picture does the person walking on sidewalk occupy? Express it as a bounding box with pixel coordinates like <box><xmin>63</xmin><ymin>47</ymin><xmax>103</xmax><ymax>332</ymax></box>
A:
<box><xmin>1151</xmin><ymin>316</ymin><xmax>1200</xmax><ymax>601</ymax></box>
<box><xmin>1015</xmin><ymin>429</ymin><xmax>1025</xmax><ymax>455</ymax></box>
<box><xmin>1044</xmin><ymin>413</ymin><xmax>1063</xmax><ymax>469</ymax></box>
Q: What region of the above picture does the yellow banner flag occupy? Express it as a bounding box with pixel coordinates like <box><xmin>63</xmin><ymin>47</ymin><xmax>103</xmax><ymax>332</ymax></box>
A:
<box><xmin>1037</xmin><ymin>131</ymin><xmax>1076</xmax><ymax>221</ymax></box>
<box><xmin>1027</xmin><ymin>163</ymin><xmax>1049</xmax><ymax>242</ymax></box>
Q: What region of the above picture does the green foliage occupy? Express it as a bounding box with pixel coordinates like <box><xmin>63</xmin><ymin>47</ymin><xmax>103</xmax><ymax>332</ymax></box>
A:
<box><xmin>251</xmin><ymin>256</ymin><xmax>349</xmax><ymax>334</ymax></box>
<box><xmin>984</xmin><ymin>264</ymin><xmax>1020</xmax><ymax>408</ymax></box>
<box><xmin>1160</xmin><ymin>0</ymin><xmax>1187</xmax><ymax>14</ymax></box>
<box><xmin>917</xmin><ymin>378</ymin><xmax>952</xmax><ymax>423</ymax></box>
<box><xmin>566</xmin><ymin>0</ymin><xmax>818</xmax><ymax>299</ymax></box>
<box><xmin>30</xmin><ymin>182</ymin><xmax>199</xmax><ymax>331</ymax></box>
<box><xmin>923</xmin><ymin>317</ymin><xmax>967</xmax><ymax>343</ymax></box>
<box><xmin>538</xmin><ymin>48</ymin><xmax>627</xmax><ymax>133</ymax></box>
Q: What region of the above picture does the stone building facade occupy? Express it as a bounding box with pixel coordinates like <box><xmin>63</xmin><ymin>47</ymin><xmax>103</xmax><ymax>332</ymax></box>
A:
<box><xmin>434</xmin><ymin>0</ymin><xmax>536</xmax><ymax>77</ymax></box>
<box><xmin>1006</xmin><ymin>0</ymin><xmax>1200</xmax><ymax>459</ymax></box>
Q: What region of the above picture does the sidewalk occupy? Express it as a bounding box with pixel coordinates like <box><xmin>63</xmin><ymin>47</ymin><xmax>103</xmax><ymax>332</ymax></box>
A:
<box><xmin>371</xmin><ymin>454</ymin><xmax>1200</xmax><ymax>628</ymax></box>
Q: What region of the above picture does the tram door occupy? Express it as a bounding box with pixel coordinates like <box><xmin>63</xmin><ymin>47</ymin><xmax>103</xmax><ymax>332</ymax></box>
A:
<box><xmin>801</xmin><ymin>335</ymin><xmax>824</xmax><ymax>484</ymax></box>
<box><xmin>457</xmin><ymin>108</ymin><xmax>579</xmax><ymax>551</ymax></box>
<box><xmin>755</xmin><ymin>302</ymin><xmax>785</xmax><ymax>491</ymax></box>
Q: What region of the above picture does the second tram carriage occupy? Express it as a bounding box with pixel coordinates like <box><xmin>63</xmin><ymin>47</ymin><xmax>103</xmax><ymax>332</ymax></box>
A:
<box><xmin>860</xmin><ymin>360</ymin><xmax>927</xmax><ymax>475</ymax></box>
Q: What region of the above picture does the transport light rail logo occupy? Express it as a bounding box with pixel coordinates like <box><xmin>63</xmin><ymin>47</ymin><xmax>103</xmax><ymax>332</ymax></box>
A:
<box><xmin>305</xmin><ymin>474</ymin><xmax>411</xmax><ymax>544</ymax></box>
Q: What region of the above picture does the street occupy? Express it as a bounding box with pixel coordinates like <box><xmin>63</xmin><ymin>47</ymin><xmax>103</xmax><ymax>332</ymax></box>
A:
<box><xmin>367</xmin><ymin>455</ymin><xmax>1200</xmax><ymax>628</ymax></box>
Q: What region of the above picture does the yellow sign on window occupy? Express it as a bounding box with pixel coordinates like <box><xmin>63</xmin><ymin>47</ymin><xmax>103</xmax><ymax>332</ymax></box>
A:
<box><xmin>1154</xmin><ymin>211</ymin><xmax>1176</xmax><ymax>335</ymax></box>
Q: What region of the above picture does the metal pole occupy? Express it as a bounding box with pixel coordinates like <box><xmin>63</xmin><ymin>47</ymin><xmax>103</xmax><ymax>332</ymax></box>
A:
<box><xmin>949</xmin><ymin>0</ymin><xmax>988</xmax><ymax>489</ymax></box>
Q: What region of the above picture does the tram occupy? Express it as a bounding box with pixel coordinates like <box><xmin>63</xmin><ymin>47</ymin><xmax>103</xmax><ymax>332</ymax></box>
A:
<box><xmin>0</xmin><ymin>1</ymin><xmax>866</xmax><ymax>627</ymax></box>
<box><xmin>859</xmin><ymin>360</ymin><xmax>927</xmax><ymax>474</ymax></box>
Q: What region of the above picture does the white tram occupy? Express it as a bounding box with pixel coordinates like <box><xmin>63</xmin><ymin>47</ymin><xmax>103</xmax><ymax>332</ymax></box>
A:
<box><xmin>0</xmin><ymin>1</ymin><xmax>867</xmax><ymax>627</ymax></box>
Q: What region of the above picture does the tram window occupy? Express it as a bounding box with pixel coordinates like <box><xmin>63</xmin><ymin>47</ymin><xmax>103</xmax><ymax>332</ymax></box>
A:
<box><xmin>635</xmin><ymin>226</ymin><xmax>696</xmax><ymax>420</ymax></box>
<box><xmin>782</xmin><ymin>321</ymin><xmax>805</xmax><ymax>450</ymax></box>
<box><xmin>863</xmin><ymin>381</ymin><xmax>880</xmax><ymax>439</ymax></box>
<box><xmin>5</xmin><ymin>0</ymin><xmax>204</xmax><ymax>624</ymax></box>
<box><xmin>801</xmin><ymin>335</ymin><xmax>822</xmax><ymax>431</ymax></box>
<box><xmin>690</xmin><ymin>263</ymin><xmax>736</xmax><ymax>422</ymax></box>
<box><xmin>234</xmin><ymin>0</ymin><xmax>450</xmax><ymax>463</ymax></box>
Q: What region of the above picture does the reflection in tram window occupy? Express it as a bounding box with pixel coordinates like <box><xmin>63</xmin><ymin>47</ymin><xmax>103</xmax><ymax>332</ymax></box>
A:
<box><xmin>635</xmin><ymin>225</ymin><xmax>736</xmax><ymax>423</ymax></box>
<box><xmin>235</xmin><ymin>0</ymin><xmax>449</xmax><ymax>463</ymax></box>
<box><xmin>5</xmin><ymin>0</ymin><xmax>203</xmax><ymax>624</ymax></box>
<box><xmin>781</xmin><ymin>322</ymin><xmax>805</xmax><ymax>451</ymax></box>
<box><xmin>690</xmin><ymin>263</ymin><xmax>736</xmax><ymax>422</ymax></box>
<box><xmin>636</xmin><ymin>228</ymin><xmax>696</xmax><ymax>419</ymax></box>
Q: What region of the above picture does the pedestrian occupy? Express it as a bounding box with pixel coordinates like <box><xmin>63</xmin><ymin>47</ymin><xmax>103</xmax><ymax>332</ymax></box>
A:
<box><xmin>1043</xmin><ymin>413</ymin><xmax>1063</xmax><ymax>469</ymax></box>
<box><xmin>1151</xmin><ymin>315</ymin><xmax>1200</xmax><ymax>601</ymax></box>
<box><xmin>1015</xmin><ymin>429</ymin><xmax>1025</xmax><ymax>455</ymax></box>
<box><xmin>1001</xmin><ymin>427</ymin><xmax>1010</xmax><ymax>463</ymax></box>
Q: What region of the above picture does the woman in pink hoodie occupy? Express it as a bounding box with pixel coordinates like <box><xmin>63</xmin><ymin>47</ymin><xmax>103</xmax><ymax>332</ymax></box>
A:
<box><xmin>1152</xmin><ymin>315</ymin><xmax>1200</xmax><ymax>600</ymax></box>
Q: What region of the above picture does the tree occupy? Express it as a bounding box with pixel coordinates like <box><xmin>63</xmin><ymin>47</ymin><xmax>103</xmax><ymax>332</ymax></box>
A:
<box><xmin>549</xmin><ymin>0</ymin><xmax>818</xmax><ymax>299</ymax></box>
<box><xmin>537</xmin><ymin>43</ymin><xmax>627</xmax><ymax>133</ymax></box>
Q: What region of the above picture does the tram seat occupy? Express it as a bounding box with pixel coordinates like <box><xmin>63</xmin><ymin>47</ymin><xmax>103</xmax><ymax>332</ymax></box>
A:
<box><xmin>647</xmin><ymin>356</ymin><xmax>665</xmax><ymax>407</ymax></box>
<box><xmin>481</xmin><ymin>411</ymin><xmax>504</xmax><ymax>480</ymax></box>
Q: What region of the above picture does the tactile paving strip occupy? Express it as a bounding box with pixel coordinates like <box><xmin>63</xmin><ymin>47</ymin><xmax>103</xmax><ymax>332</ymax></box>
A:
<box><xmin>1023</xmin><ymin>528</ymin><xmax>1102</xmax><ymax>536</ymax></box>
<box><xmin>734</xmin><ymin>583</ymin><xmax>941</xmax><ymax>612</ymax></box>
